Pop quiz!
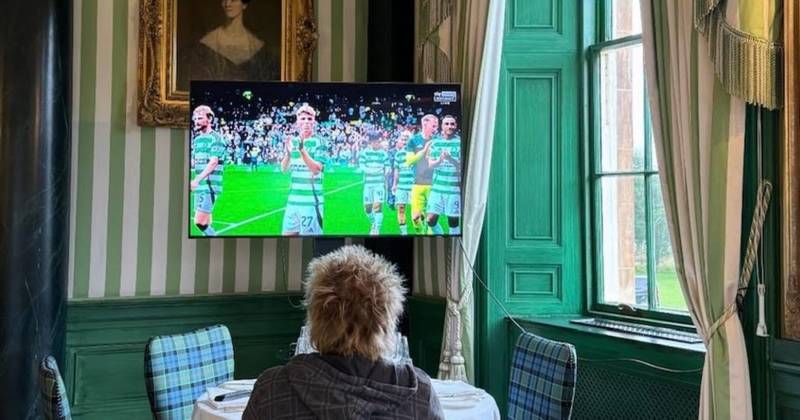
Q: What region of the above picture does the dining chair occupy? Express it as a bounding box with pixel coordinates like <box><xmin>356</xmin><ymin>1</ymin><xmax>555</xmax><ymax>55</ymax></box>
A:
<box><xmin>39</xmin><ymin>356</ymin><xmax>72</xmax><ymax>420</ymax></box>
<box><xmin>144</xmin><ymin>324</ymin><xmax>234</xmax><ymax>420</ymax></box>
<box><xmin>507</xmin><ymin>332</ymin><xmax>577</xmax><ymax>420</ymax></box>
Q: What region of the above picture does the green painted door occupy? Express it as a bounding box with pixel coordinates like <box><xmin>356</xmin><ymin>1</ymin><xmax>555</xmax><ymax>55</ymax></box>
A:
<box><xmin>478</xmin><ymin>0</ymin><xmax>583</xmax><ymax>410</ymax></box>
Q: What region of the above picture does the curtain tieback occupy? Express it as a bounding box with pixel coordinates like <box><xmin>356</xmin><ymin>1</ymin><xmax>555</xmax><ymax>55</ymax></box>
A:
<box><xmin>447</xmin><ymin>299</ymin><xmax>460</xmax><ymax>315</ymax></box>
<box><xmin>439</xmin><ymin>298</ymin><xmax>467</xmax><ymax>381</ymax></box>
<box><xmin>704</xmin><ymin>302</ymin><xmax>737</xmax><ymax>347</ymax></box>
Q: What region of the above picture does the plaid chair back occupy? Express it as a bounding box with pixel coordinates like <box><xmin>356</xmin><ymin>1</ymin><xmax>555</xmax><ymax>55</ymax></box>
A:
<box><xmin>144</xmin><ymin>324</ymin><xmax>234</xmax><ymax>420</ymax></box>
<box><xmin>39</xmin><ymin>356</ymin><xmax>72</xmax><ymax>420</ymax></box>
<box><xmin>508</xmin><ymin>332</ymin><xmax>577</xmax><ymax>420</ymax></box>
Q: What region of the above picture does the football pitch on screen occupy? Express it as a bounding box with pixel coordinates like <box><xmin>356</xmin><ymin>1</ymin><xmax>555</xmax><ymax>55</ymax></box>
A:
<box><xmin>189</xmin><ymin>165</ymin><xmax>453</xmax><ymax>237</ymax></box>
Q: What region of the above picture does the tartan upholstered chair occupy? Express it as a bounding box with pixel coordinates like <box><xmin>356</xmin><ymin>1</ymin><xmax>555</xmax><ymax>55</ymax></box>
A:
<box><xmin>144</xmin><ymin>324</ymin><xmax>234</xmax><ymax>420</ymax></box>
<box><xmin>39</xmin><ymin>356</ymin><xmax>72</xmax><ymax>420</ymax></box>
<box><xmin>508</xmin><ymin>332</ymin><xmax>577</xmax><ymax>420</ymax></box>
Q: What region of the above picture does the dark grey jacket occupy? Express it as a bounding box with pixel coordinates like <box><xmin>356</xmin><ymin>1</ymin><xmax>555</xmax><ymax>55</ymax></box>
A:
<box><xmin>242</xmin><ymin>353</ymin><xmax>445</xmax><ymax>419</ymax></box>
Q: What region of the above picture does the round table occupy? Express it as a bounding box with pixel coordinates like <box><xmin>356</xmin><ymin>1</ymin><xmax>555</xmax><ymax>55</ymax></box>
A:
<box><xmin>193</xmin><ymin>378</ymin><xmax>500</xmax><ymax>420</ymax></box>
<box><xmin>430</xmin><ymin>379</ymin><xmax>502</xmax><ymax>420</ymax></box>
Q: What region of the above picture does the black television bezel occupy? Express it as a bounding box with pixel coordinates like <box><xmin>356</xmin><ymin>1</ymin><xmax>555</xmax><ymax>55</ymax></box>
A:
<box><xmin>187</xmin><ymin>80</ymin><xmax>464</xmax><ymax>239</ymax></box>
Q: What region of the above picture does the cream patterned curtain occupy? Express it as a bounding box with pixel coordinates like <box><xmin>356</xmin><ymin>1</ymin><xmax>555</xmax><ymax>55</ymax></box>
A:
<box><xmin>641</xmin><ymin>0</ymin><xmax>783</xmax><ymax>418</ymax></box>
<box><xmin>415</xmin><ymin>0</ymin><xmax>506</xmax><ymax>382</ymax></box>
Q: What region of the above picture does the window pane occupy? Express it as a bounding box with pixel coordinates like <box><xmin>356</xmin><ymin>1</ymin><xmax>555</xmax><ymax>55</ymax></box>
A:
<box><xmin>650</xmin><ymin>176</ymin><xmax>687</xmax><ymax>312</ymax></box>
<box><xmin>610</xmin><ymin>0</ymin><xmax>642</xmax><ymax>39</ymax></box>
<box><xmin>599</xmin><ymin>176</ymin><xmax>648</xmax><ymax>307</ymax></box>
<box><xmin>600</xmin><ymin>43</ymin><xmax>645</xmax><ymax>172</ymax></box>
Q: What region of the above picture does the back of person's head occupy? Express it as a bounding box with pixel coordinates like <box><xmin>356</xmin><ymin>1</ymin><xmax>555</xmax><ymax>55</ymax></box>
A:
<box><xmin>304</xmin><ymin>245</ymin><xmax>406</xmax><ymax>361</ymax></box>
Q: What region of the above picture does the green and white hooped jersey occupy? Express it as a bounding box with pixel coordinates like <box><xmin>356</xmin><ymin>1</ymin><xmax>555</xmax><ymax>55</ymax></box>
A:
<box><xmin>287</xmin><ymin>136</ymin><xmax>325</xmax><ymax>207</ymax></box>
<box><xmin>394</xmin><ymin>150</ymin><xmax>415</xmax><ymax>191</ymax></box>
<box><xmin>430</xmin><ymin>136</ymin><xmax>461</xmax><ymax>195</ymax></box>
<box><xmin>192</xmin><ymin>130</ymin><xmax>226</xmax><ymax>194</ymax></box>
<box><xmin>359</xmin><ymin>148</ymin><xmax>389</xmax><ymax>186</ymax></box>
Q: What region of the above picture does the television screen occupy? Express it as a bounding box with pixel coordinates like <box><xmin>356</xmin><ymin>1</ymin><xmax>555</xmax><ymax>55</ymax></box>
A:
<box><xmin>189</xmin><ymin>81</ymin><xmax>462</xmax><ymax>238</ymax></box>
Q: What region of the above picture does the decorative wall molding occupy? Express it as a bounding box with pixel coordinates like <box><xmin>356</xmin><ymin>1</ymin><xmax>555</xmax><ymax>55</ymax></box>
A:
<box><xmin>65</xmin><ymin>294</ymin><xmax>305</xmax><ymax>419</ymax></box>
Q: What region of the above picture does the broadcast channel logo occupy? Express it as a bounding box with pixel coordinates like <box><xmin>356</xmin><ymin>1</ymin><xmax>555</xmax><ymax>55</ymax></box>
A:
<box><xmin>434</xmin><ymin>91</ymin><xmax>458</xmax><ymax>105</ymax></box>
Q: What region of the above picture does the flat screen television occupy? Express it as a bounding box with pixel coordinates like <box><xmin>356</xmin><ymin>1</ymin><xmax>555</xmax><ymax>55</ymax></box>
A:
<box><xmin>188</xmin><ymin>81</ymin><xmax>462</xmax><ymax>238</ymax></box>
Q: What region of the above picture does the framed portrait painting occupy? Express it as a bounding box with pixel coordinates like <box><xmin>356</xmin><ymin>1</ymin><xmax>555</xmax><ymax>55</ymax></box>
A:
<box><xmin>138</xmin><ymin>0</ymin><xmax>317</xmax><ymax>127</ymax></box>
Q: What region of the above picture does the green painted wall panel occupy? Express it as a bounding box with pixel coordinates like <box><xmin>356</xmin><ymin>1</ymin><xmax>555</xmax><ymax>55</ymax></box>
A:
<box><xmin>504</xmin><ymin>0</ymin><xmax>577</xmax><ymax>52</ymax></box>
<box><xmin>65</xmin><ymin>295</ymin><xmax>305</xmax><ymax>419</ymax></box>
<box><xmin>509</xmin><ymin>265</ymin><xmax>560</xmax><ymax>297</ymax></box>
<box><xmin>65</xmin><ymin>294</ymin><xmax>448</xmax><ymax>419</ymax></box>
<box><xmin>408</xmin><ymin>296</ymin><xmax>446</xmax><ymax>378</ymax></box>
<box><xmin>477</xmin><ymin>0</ymin><xmax>581</xmax><ymax>409</ymax></box>
<box><xmin>481</xmin><ymin>45</ymin><xmax>583</xmax><ymax>411</ymax></box>
<box><xmin>512</xmin><ymin>76</ymin><xmax>555</xmax><ymax>240</ymax></box>
<box><xmin>512</xmin><ymin>0</ymin><xmax>555</xmax><ymax>28</ymax></box>
<box><xmin>487</xmin><ymin>51</ymin><xmax>582</xmax><ymax>315</ymax></box>
<box><xmin>773</xmin><ymin>339</ymin><xmax>800</xmax><ymax>419</ymax></box>
<box><xmin>70</xmin><ymin>344</ymin><xmax>147</xmax><ymax>407</ymax></box>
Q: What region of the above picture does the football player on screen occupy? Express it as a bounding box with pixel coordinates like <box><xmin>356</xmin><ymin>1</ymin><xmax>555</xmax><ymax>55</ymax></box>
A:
<box><xmin>358</xmin><ymin>131</ymin><xmax>391</xmax><ymax>235</ymax></box>
<box><xmin>391</xmin><ymin>130</ymin><xmax>414</xmax><ymax>235</ymax></box>
<box><xmin>190</xmin><ymin>105</ymin><xmax>227</xmax><ymax>236</ymax></box>
<box><xmin>281</xmin><ymin>104</ymin><xmax>325</xmax><ymax>236</ymax></box>
<box><xmin>427</xmin><ymin>115</ymin><xmax>461</xmax><ymax>234</ymax></box>
<box><xmin>405</xmin><ymin>114</ymin><xmax>438</xmax><ymax>234</ymax></box>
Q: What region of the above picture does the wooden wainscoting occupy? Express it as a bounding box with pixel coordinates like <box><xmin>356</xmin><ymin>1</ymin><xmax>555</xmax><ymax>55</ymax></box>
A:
<box><xmin>773</xmin><ymin>339</ymin><xmax>800</xmax><ymax>419</ymax></box>
<box><xmin>65</xmin><ymin>294</ymin><xmax>305</xmax><ymax>420</ymax></box>
<box><xmin>408</xmin><ymin>296</ymin><xmax>446</xmax><ymax>377</ymax></box>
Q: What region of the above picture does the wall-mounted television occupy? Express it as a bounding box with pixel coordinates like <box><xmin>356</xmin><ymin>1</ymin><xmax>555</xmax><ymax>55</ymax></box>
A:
<box><xmin>189</xmin><ymin>81</ymin><xmax>462</xmax><ymax>238</ymax></box>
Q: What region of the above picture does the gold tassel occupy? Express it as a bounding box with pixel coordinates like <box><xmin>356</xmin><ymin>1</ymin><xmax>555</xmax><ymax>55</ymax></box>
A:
<box><xmin>694</xmin><ymin>0</ymin><xmax>723</xmax><ymax>33</ymax></box>
<box><xmin>437</xmin><ymin>349</ymin><xmax>452</xmax><ymax>378</ymax></box>
<box><xmin>706</xmin><ymin>8</ymin><xmax>783</xmax><ymax>109</ymax></box>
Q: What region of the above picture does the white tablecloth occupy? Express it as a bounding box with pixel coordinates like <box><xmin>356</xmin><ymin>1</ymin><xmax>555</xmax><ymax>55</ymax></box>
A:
<box><xmin>430</xmin><ymin>379</ymin><xmax>502</xmax><ymax>420</ymax></box>
<box><xmin>193</xmin><ymin>378</ymin><xmax>500</xmax><ymax>420</ymax></box>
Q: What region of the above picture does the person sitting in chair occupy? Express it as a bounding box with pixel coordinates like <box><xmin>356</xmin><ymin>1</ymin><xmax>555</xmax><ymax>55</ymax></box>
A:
<box><xmin>243</xmin><ymin>245</ymin><xmax>444</xmax><ymax>420</ymax></box>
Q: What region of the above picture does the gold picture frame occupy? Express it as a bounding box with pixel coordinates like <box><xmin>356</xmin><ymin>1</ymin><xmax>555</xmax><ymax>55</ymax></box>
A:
<box><xmin>783</xmin><ymin>0</ymin><xmax>800</xmax><ymax>340</ymax></box>
<box><xmin>137</xmin><ymin>0</ymin><xmax>317</xmax><ymax>128</ymax></box>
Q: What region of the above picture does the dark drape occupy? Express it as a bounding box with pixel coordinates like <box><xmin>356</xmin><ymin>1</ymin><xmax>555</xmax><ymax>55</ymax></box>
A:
<box><xmin>0</xmin><ymin>0</ymin><xmax>71</xmax><ymax>418</ymax></box>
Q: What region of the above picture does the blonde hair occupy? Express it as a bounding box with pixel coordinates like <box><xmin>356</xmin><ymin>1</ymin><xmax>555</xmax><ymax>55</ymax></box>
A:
<box><xmin>304</xmin><ymin>245</ymin><xmax>407</xmax><ymax>361</ymax></box>
<box><xmin>421</xmin><ymin>114</ymin><xmax>438</xmax><ymax>125</ymax></box>
<box><xmin>193</xmin><ymin>105</ymin><xmax>214</xmax><ymax>119</ymax></box>
<box><xmin>295</xmin><ymin>104</ymin><xmax>316</xmax><ymax>118</ymax></box>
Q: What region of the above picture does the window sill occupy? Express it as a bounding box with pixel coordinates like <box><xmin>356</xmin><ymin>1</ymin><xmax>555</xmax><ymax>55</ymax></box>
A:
<box><xmin>511</xmin><ymin>315</ymin><xmax>706</xmax><ymax>354</ymax></box>
<box><xmin>588</xmin><ymin>304</ymin><xmax>694</xmax><ymax>328</ymax></box>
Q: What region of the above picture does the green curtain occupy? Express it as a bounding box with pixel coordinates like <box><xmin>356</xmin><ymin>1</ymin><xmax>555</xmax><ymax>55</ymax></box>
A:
<box><xmin>642</xmin><ymin>1</ymin><xmax>758</xmax><ymax>419</ymax></box>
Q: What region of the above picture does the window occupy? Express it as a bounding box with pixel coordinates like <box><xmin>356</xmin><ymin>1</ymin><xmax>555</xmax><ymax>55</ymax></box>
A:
<box><xmin>589</xmin><ymin>0</ymin><xmax>688</xmax><ymax>322</ymax></box>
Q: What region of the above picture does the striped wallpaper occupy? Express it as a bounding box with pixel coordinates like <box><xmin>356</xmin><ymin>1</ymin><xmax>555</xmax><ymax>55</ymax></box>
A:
<box><xmin>413</xmin><ymin>238</ymin><xmax>453</xmax><ymax>298</ymax></box>
<box><xmin>67</xmin><ymin>0</ymin><xmax>447</xmax><ymax>299</ymax></box>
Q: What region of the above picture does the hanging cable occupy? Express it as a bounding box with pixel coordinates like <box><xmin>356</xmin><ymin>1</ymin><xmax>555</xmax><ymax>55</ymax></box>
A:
<box><xmin>455</xmin><ymin>238</ymin><xmax>703</xmax><ymax>374</ymax></box>
<box><xmin>454</xmin><ymin>237</ymin><xmax>527</xmax><ymax>335</ymax></box>
<box><xmin>573</xmin><ymin>357</ymin><xmax>703</xmax><ymax>373</ymax></box>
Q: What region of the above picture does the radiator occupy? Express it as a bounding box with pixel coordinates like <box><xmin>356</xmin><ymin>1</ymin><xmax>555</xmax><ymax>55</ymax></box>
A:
<box><xmin>571</xmin><ymin>362</ymin><xmax>700</xmax><ymax>420</ymax></box>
